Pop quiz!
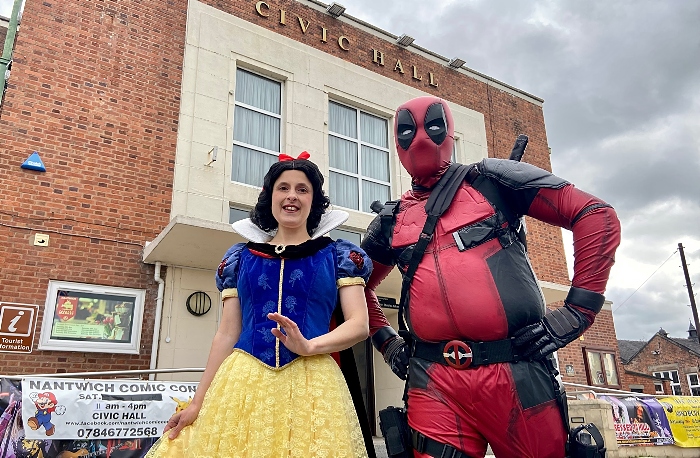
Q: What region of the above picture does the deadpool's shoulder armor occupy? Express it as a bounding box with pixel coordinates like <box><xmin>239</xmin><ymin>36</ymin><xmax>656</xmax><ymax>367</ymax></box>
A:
<box><xmin>477</xmin><ymin>158</ymin><xmax>569</xmax><ymax>191</ymax></box>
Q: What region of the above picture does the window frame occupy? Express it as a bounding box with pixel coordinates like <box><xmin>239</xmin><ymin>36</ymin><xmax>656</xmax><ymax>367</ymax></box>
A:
<box><xmin>327</xmin><ymin>100</ymin><xmax>392</xmax><ymax>213</ymax></box>
<box><xmin>653</xmin><ymin>370</ymin><xmax>682</xmax><ymax>395</ymax></box>
<box><xmin>687</xmin><ymin>373</ymin><xmax>700</xmax><ymax>396</ymax></box>
<box><xmin>582</xmin><ymin>347</ymin><xmax>621</xmax><ymax>389</ymax></box>
<box><xmin>231</xmin><ymin>67</ymin><xmax>284</xmax><ymax>187</ymax></box>
<box><xmin>37</xmin><ymin>280</ymin><xmax>146</xmax><ymax>354</ymax></box>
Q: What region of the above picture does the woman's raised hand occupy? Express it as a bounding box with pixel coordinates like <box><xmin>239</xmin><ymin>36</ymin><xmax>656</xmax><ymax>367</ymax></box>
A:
<box><xmin>268</xmin><ymin>312</ymin><xmax>316</xmax><ymax>356</ymax></box>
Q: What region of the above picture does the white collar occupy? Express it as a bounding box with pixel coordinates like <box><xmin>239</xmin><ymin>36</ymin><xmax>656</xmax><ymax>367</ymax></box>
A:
<box><xmin>231</xmin><ymin>209</ymin><xmax>350</xmax><ymax>243</ymax></box>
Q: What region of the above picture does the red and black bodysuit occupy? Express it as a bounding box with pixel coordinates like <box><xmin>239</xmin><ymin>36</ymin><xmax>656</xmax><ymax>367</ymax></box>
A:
<box><xmin>363</xmin><ymin>96</ymin><xmax>621</xmax><ymax>458</ymax></box>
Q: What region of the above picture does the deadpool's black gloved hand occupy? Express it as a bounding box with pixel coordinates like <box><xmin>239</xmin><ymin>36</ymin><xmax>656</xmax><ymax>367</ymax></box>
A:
<box><xmin>372</xmin><ymin>326</ymin><xmax>410</xmax><ymax>380</ymax></box>
<box><xmin>513</xmin><ymin>304</ymin><xmax>590</xmax><ymax>361</ymax></box>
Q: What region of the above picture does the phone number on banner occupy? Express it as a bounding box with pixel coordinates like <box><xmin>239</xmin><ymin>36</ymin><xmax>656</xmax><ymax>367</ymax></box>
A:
<box><xmin>76</xmin><ymin>427</ymin><xmax>160</xmax><ymax>439</ymax></box>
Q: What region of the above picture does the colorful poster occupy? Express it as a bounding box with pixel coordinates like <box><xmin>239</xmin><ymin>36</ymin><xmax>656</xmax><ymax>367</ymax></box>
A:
<box><xmin>599</xmin><ymin>395</ymin><xmax>674</xmax><ymax>446</ymax></box>
<box><xmin>658</xmin><ymin>396</ymin><xmax>700</xmax><ymax>447</ymax></box>
<box><xmin>21</xmin><ymin>378</ymin><xmax>198</xmax><ymax>440</ymax></box>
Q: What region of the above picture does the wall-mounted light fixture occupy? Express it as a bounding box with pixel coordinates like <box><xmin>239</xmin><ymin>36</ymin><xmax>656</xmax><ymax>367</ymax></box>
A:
<box><xmin>396</xmin><ymin>34</ymin><xmax>415</xmax><ymax>47</ymax></box>
<box><xmin>205</xmin><ymin>146</ymin><xmax>218</xmax><ymax>166</ymax></box>
<box><xmin>448</xmin><ymin>57</ymin><xmax>466</xmax><ymax>69</ymax></box>
<box><xmin>186</xmin><ymin>291</ymin><xmax>212</xmax><ymax>317</ymax></box>
<box><xmin>326</xmin><ymin>2</ymin><xmax>346</xmax><ymax>18</ymax></box>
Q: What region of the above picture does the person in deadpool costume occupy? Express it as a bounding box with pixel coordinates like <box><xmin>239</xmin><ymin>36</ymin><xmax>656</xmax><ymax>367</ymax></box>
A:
<box><xmin>362</xmin><ymin>95</ymin><xmax>621</xmax><ymax>458</ymax></box>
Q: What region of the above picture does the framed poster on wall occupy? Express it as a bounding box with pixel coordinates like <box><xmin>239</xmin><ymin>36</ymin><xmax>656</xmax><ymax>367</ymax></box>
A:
<box><xmin>38</xmin><ymin>281</ymin><xmax>145</xmax><ymax>354</ymax></box>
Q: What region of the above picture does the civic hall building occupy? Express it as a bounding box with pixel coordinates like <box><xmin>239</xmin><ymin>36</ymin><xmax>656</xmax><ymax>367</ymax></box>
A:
<box><xmin>0</xmin><ymin>0</ymin><xmax>621</xmax><ymax>433</ymax></box>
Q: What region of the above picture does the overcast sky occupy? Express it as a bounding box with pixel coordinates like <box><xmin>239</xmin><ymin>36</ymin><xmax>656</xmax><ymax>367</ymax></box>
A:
<box><xmin>2</xmin><ymin>0</ymin><xmax>699</xmax><ymax>341</ymax></box>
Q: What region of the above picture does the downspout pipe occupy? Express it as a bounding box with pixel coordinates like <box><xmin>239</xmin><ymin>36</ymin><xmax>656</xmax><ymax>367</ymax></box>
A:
<box><xmin>0</xmin><ymin>0</ymin><xmax>23</xmax><ymax>103</ymax></box>
<box><xmin>149</xmin><ymin>262</ymin><xmax>165</xmax><ymax>381</ymax></box>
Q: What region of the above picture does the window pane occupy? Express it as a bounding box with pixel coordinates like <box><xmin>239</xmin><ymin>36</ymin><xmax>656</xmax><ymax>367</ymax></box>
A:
<box><xmin>329</xmin><ymin>228</ymin><xmax>362</xmax><ymax>246</ymax></box>
<box><xmin>329</xmin><ymin>136</ymin><xmax>358</xmax><ymax>173</ymax></box>
<box><xmin>654</xmin><ymin>383</ymin><xmax>663</xmax><ymax>394</ymax></box>
<box><xmin>587</xmin><ymin>351</ymin><xmax>605</xmax><ymax>386</ymax></box>
<box><xmin>602</xmin><ymin>353</ymin><xmax>619</xmax><ymax>385</ymax></box>
<box><xmin>693</xmin><ymin>387</ymin><xmax>700</xmax><ymax>396</ymax></box>
<box><xmin>671</xmin><ymin>371</ymin><xmax>679</xmax><ymax>383</ymax></box>
<box><xmin>229</xmin><ymin>207</ymin><xmax>250</xmax><ymax>223</ymax></box>
<box><xmin>362</xmin><ymin>182</ymin><xmax>390</xmax><ymax>213</ymax></box>
<box><xmin>232</xmin><ymin>145</ymin><xmax>277</xmax><ymax>186</ymax></box>
<box><xmin>235</xmin><ymin>69</ymin><xmax>280</xmax><ymax>114</ymax></box>
<box><xmin>51</xmin><ymin>290</ymin><xmax>135</xmax><ymax>343</ymax></box>
<box><xmin>361</xmin><ymin>145</ymin><xmax>389</xmax><ymax>181</ymax></box>
<box><xmin>673</xmin><ymin>385</ymin><xmax>682</xmax><ymax>395</ymax></box>
<box><xmin>360</xmin><ymin>111</ymin><xmax>388</xmax><ymax>148</ymax></box>
<box><xmin>234</xmin><ymin>106</ymin><xmax>280</xmax><ymax>152</ymax></box>
<box><xmin>330</xmin><ymin>172</ymin><xmax>359</xmax><ymax>210</ymax></box>
<box><xmin>329</xmin><ymin>102</ymin><xmax>357</xmax><ymax>138</ymax></box>
<box><xmin>689</xmin><ymin>374</ymin><xmax>699</xmax><ymax>385</ymax></box>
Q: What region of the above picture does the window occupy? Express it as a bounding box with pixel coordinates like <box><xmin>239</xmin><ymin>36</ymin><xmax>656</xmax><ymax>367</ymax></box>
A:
<box><xmin>328</xmin><ymin>101</ymin><xmax>390</xmax><ymax>213</ymax></box>
<box><xmin>38</xmin><ymin>281</ymin><xmax>145</xmax><ymax>354</ymax></box>
<box><xmin>329</xmin><ymin>228</ymin><xmax>363</xmax><ymax>246</ymax></box>
<box><xmin>232</xmin><ymin>68</ymin><xmax>282</xmax><ymax>187</ymax></box>
<box><xmin>654</xmin><ymin>382</ymin><xmax>664</xmax><ymax>394</ymax></box>
<box><xmin>688</xmin><ymin>373</ymin><xmax>700</xmax><ymax>396</ymax></box>
<box><xmin>229</xmin><ymin>207</ymin><xmax>250</xmax><ymax>224</ymax></box>
<box><xmin>584</xmin><ymin>348</ymin><xmax>620</xmax><ymax>387</ymax></box>
<box><xmin>653</xmin><ymin>370</ymin><xmax>682</xmax><ymax>395</ymax></box>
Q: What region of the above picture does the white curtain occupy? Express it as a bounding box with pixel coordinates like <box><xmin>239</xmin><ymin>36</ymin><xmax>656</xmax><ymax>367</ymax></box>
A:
<box><xmin>329</xmin><ymin>136</ymin><xmax>357</xmax><ymax>173</ymax></box>
<box><xmin>235</xmin><ymin>69</ymin><xmax>280</xmax><ymax>114</ymax></box>
<box><xmin>329</xmin><ymin>102</ymin><xmax>357</xmax><ymax>138</ymax></box>
<box><xmin>232</xmin><ymin>69</ymin><xmax>281</xmax><ymax>186</ymax></box>
<box><xmin>360</xmin><ymin>112</ymin><xmax>387</xmax><ymax>148</ymax></box>
<box><xmin>362</xmin><ymin>181</ymin><xmax>389</xmax><ymax>213</ymax></box>
<box><xmin>330</xmin><ymin>171</ymin><xmax>359</xmax><ymax>210</ymax></box>
<box><xmin>232</xmin><ymin>145</ymin><xmax>277</xmax><ymax>186</ymax></box>
<box><xmin>234</xmin><ymin>105</ymin><xmax>280</xmax><ymax>152</ymax></box>
<box><xmin>361</xmin><ymin>145</ymin><xmax>388</xmax><ymax>181</ymax></box>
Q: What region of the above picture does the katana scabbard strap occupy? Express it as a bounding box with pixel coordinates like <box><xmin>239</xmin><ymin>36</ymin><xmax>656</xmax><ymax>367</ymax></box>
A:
<box><xmin>565</xmin><ymin>287</ymin><xmax>605</xmax><ymax>313</ymax></box>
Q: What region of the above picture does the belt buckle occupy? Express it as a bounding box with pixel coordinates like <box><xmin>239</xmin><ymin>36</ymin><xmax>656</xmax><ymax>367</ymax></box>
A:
<box><xmin>442</xmin><ymin>340</ymin><xmax>473</xmax><ymax>369</ymax></box>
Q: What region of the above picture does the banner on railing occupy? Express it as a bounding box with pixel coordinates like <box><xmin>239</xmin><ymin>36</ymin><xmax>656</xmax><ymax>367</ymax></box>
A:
<box><xmin>658</xmin><ymin>396</ymin><xmax>700</xmax><ymax>448</ymax></box>
<box><xmin>598</xmin><ymin>395</ymin><xmax>674</xmax><ymax>446</ymax></box>
<box><xmin>20</xmin><ymin>377</ymin><xmax>198</xmax><ymax>440</ymax></box>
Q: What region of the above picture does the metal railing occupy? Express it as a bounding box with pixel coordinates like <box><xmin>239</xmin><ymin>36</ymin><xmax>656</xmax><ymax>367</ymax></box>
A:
<box><xmin>0</xmin><ymin>367</ymin><xmax>205</xmax><ymax>381</ymax></box>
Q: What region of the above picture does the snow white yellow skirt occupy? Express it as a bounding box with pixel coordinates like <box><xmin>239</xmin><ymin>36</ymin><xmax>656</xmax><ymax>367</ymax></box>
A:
<box><xmin>145</xmin><ymin>350</ymin><xmax>368</xmax><ymax>458</ymax></box>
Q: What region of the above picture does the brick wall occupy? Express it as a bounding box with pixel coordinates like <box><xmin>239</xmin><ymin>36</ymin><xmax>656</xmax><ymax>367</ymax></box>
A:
<box><xmin>0</xmin><ymin>0</ymin><xmax>186</xmax><ymax>374</ymax></box>
<box><xmin>622</xmin><ymin>335</ymin><xmax>700</xmax><ymax>396</ymax></box>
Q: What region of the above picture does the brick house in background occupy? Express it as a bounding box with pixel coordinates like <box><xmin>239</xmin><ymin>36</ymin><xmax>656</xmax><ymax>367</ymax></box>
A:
<box><xmin>618</xmin><ymin>324</ymin><xmax>700</xmax><ymax>395</ymax></box>
<box><xmin>1</xmin><ymin>15</ymin><xmax>9</xmax><ymax>47</ymax></box>
<box><xmin>0</xmin><ymin>0</ymin><xmax>624</xmax><ymax>431</ymax></box>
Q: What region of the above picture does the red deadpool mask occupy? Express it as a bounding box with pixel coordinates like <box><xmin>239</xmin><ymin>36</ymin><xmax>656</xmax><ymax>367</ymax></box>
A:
<box><xmin>395</xmin><ymin>96</ymin><xmax>454</xmax><ymax>187</ymax></box>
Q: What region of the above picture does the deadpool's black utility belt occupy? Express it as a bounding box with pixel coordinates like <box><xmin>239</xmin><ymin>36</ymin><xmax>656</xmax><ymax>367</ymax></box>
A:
<box><xmin>412</xmin><ymin>338</ymin><xmax>521</xmax><ymax>369</ymax></box>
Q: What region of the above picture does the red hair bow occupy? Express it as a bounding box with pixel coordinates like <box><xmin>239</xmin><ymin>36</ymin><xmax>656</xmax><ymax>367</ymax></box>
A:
<box><xmin>278</xmin><ymin>151</ymin><xmax>310</xmax><ymax>162</ymax></box>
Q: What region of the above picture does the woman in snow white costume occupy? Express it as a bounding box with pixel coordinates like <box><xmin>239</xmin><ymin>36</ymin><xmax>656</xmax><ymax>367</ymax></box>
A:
<box><xmin>145</xmin><ymin>152</ymin><xmax>373</xmax><ymax>458</ymax></box>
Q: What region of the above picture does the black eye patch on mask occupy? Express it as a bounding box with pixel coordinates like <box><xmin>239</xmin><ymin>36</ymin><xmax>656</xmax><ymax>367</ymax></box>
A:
<box><xmin>424</xmin><ymin>103</ymin><xmax>447</xmax><ymax>145</ymax></box>
<box><xmin>396</xmin><ymin>109</ymin><xmax>417</xmax><ymax>150</ymax></box>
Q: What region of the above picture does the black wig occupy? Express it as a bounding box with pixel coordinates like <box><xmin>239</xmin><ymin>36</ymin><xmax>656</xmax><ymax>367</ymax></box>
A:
<box><xmin>250</xmin><ymin>158</ymin><xmax>331</xmax><ymax>236</ymax></box>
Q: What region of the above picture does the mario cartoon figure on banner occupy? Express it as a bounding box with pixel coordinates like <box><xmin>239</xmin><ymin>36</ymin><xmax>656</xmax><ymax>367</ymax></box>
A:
<box><xmin>363</xmin><ymin>96</ymin><xmax>621</xmax><ymax>458</ymax></box>
<box><xmin>27</xmin><ymin>391</ymin><xmax>65</xmax><ymax>437</ymax></box>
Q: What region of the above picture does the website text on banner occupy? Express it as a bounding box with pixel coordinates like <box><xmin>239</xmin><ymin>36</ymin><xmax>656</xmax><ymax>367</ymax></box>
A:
<box><xmin>21</xmin><ymin>378</ymin><xmax>198</xmax><ymax>440</ymax></box>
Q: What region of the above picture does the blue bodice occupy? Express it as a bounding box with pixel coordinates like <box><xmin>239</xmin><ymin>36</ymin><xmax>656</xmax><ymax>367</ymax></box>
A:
<box><xmin>216</xmin><ymin>239</ymin><xmax>371</xmax><ymax>368</ymax></box>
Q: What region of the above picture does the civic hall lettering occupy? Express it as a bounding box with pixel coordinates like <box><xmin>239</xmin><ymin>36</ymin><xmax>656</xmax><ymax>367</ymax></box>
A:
<box><xmin>254</xmin><ymin>1</ymin><xmax>438</xmax><ymax>88</ymax></box>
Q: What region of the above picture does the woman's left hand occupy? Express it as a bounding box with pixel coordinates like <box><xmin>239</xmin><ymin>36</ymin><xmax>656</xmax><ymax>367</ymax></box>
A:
<box><xmin>268</xmin><ymin>312</ymin><xmax>315</xmax><ymax>356</ymax></box>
